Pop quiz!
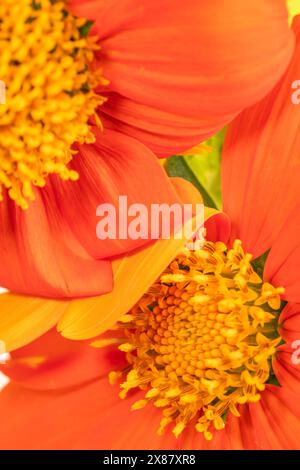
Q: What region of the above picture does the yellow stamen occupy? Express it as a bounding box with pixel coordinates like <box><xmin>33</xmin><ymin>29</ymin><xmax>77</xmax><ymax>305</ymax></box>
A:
<box><xmin>109</xmin><ymin>240</ymin><xmax>283</xmax><ymax>441</ymax></box>
<box><xmin>0</xmin><ymin>0</ymin><xmax>107</xmax><ymax>208</ymax></box>
<box><xmin>108</xmin><ymin>371</ymin><xmax>123</xmax><ymax>386</ymax></box>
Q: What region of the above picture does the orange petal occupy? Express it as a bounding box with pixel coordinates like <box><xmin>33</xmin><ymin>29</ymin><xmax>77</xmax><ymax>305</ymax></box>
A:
<box><xmin>0</xmin><ymin>378</ymin><xmax>120</xmax><ymax>450</ymax></box>
<box><xmin>0</xmin><ymin>336</ymin><xmax>183</xmax><ymax>450</ymax></box>
<box><xmin>237</xmin><ymin>405</ymin><xmax>259</xmax><ymax>450</ymax></box>
<box><xmin>279</xmin><ymin>302</ymin><xmax>300</xmax><ymax>342</ymax></box>
<box><xmin>248</xmin><ymin>397</ymin><xmax>284</xmax><ymax>449</ymax></box>
<box><xmin>69</xmin><ymin>398</ymin><xmax>259</xmax><ymax>449</ymax></box>
<box><xmin>0</xmin><ymin>127</ymin><xmax>185</xmax><ymax>298</ymax></box>
<box><xmin>267</xmin><ymin>382</ymin><xmax>300</xmax><ymax>430</ymax></box>
<box><xmin>70</xmin><ymin>0</ymin><xmax>294</xmax><ymax>156</ymax></box>
<box><xmin>169</xmin><ymin>177</ymin><xmax>203</xmax><ymax>207</ymax></box>
<box><xmin>0</xmin><ymin>328</ymin><xmax>125</xmax><ymax>390</ymax></box>
<box><xmin>222</xmin><ymin>17</ymin><xmax>300</xmax><ymax>258</ymax></box>
<box><xmin>0</xmin><ymin>372</ymin><xmax>259</xmax><ymax>450</ymax></box>
<box><xmin>58</xmin><ymin>184</ymin><xmax>227</xmax><ymax>340</ymax></box>
<box><xmin>264</xmin><ymin>203</ymin><xmax>300</xmax><ymax>302</ymax></box>
<box><xmin>79</xmin><ymin>392</ymin><xmax>246</xmax><ymax>450</ymax></box>
<box><xmin>77</xmin><ymin>391</ymin><xmax>179</xmax><ymax>450</ymax></box>
<box><xmin>273</xmin><ymin>349</ymin><xmax>300</xmax><ymax>396</ymax></box>
<box><xmin>273</xmin><ymin>303</ymin><xmax>300</xmax><ymax>395</ymax></box>
<box><xmin>226</xmin><ymin>409</ymin><xmax>254</xmax><ymax>450</ymax></box>
<box><xmin>0</xmin><ymin>336</ymin><xmax>286</xmax><ymax>450</ymax></box>
<box><xmin>51</xmin><ymin>127</ymin><xmax>183</xmax><ymax>260</ymax></box>
<box><xmin>58</xmin><ymin>224</ymin><xmax>193</xmax><ymax>340</ymax></box>
<box><xmin>0</xmin><ymin>370</ymin><xmax>240</xmax><ymax>450</ymax></box>
<box><xmin>0</xmin><ymin>186</ymin><xmax>113</xmax><ymax>298</ymax></box>
<box><xmin>58</xmin><ymin>175</ymin><xmax>202</xmax><ymax>340</ymax></box>
<box><xmin>204</xmin><ymin>208</ymin><xmax>231</xmax><ymax>244</ymax></box>
<box><xmin>201</xmin><ymin>404</ymin><xmax>258</xmax><ymax>450</ymax></box>
<box><xmin>257</xmin><ymin>388</ymin><xmax>300</xmax><ymax>449</ymax></box>
<box><xmin>0</xmin><ymin>294</ymin><xmax>67</xmax><ymax>352</ymax></box>
<box><xmin>0</xmin><ymin>378</ymin><xmax>181</xmax><ymax>450</ymax></box>
<box><xmin>247</xmin><ymin>386</ymin><xmax>300</xmax><ymax>449</ymax></box>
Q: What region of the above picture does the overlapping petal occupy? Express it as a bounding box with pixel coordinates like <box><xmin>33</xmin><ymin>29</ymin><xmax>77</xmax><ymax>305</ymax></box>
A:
<box><xmin>0</xmin><ymin>189</ymin><xmax>113</xmax><ymax>299</ymax></box>
<box><xmin>69</xmin><ymin>0</ymin><xmax>294</xmax><ymax>156</ymax></box>
<box><xmin>58</xmin><ymin>236</ymin><xmax>189</xmax><ymax>340</ymax></box>
<box><xmin>0</xmin><ymin>329</ymin><xmax>240</xmax><ymax>449</ymax></box>
<box><xmin>279</xmin><ymin>302</ymin><xmax>300</xmax><ymax>343</ymax></box>
<box><xmin>0</xmin><ymin>176</ymin><xmax>203</xmax><ymax>348</ymax></box>
<box><xmin>0</xmin><ymin>329</ymin><xmax>125</xmax><ymax>390</ymax></box>
<box><xmin>264</xmin><ymin>202</ymin><xmax>300</xmax><ymax>302</ymax></box>
<box><xmin>48</xmin><ymin>127</ymin><xmax>183</xmax><ymax>260</ymax></box>
<box><xmin>0</xmin><ymin>128</ymin><xmax>183</xmax><ymax>298</ymax></box>
<box><xmin>222</xmin><ymin>17</ymin><xmax>300</xmax><ymax>258</ymax></box>
<box><xmin>204</xmin><ymin>208</ymin><xmax>231</xmax><ymax>244</ymax></box>
<box><xmin>1</xmin><ymin>329</ymin><xmax>298</xmax><ymax>450</ymax></box>
<box><xmin>248</xmin><ymin>387</ymin><xmax>300</xmax><ymax>449</ymax></box>
<box><xmin>58</xmin><ymin>222</ymin><xmax>202</xmax><ymax>340</ymax></box>
<box><xmin>0</xmin><ymin>330</ymin><xmax>173</xmax><ymax>450</ymax></box>
<box><xmin>0</xmin><ymin>294</ymin><xmax>67</xmax><ymax>351</ymax></box>
<box><xmin>272</xmin><ymin>303</ymin><xmax>300</xmax><ymax>395</ymax></box>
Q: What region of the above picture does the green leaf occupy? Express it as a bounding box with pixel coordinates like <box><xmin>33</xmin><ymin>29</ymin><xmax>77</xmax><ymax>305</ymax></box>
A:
<box><xmin>251</xmin><ymin>249</ymin><xmax>270</xmax><ymax>279</ymax></box>
<box><xmin>166</xmin><ymin>129</ymin><xmax>226</xmax><ymax>209</ymax></box>
<box><xmin>267</xmin><ymin>374</ymin><xmax>281</xmax><ymax>387</ymax></box>
<box><xmin>288</xmin><ymin>0</ymin><xmax>300</xmax><ymax>24</ymax></box>
<box><xmin>183</xmin><ymin>129</ymin><xmax>225</xmax><ymax>209</ymax></box>
<box><xmin>165</xmin><ymin>156</ymin><xmax>217</xmax><ymax>209</ymax></box>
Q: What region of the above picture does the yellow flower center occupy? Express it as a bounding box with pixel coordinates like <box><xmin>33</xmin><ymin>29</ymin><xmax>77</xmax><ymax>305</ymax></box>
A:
<box><xmin>109</xmin><ymin>240</ymin><xmax>284</xmax><ymax>441</ymax></box>
<box><xmin>0</xmin><ymin>0</ymin><xmax>106</xmax><ymax>209</ymax></box>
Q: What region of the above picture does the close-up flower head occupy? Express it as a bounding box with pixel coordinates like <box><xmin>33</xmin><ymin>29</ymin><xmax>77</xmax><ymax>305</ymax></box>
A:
<box><xmin>0</xmin><ymin>0</ymin><xmax>300</xmax><ymax>459</ymax></box>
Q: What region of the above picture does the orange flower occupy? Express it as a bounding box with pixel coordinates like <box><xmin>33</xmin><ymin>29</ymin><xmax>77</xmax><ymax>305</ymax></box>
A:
<box><xmin>1</xmin><ymin>15</ymin><xmax>300</xmax><ymax>452</ymax></box>
<box><xmin>0</xmin><ymin>0</ymin><xmax>294</xmax><ymax>302</ymax></box>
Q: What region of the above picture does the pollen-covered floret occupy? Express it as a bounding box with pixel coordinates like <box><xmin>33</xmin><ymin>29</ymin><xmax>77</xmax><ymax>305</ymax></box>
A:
<box><xmin>0</xmin><ymin>0</ymin><xmax>107</xmax><ymax>208</ymax></box>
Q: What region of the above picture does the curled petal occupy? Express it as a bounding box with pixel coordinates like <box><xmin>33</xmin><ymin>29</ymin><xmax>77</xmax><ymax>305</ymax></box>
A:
<box><xmin>204</xmin><ymin>208</ymin><xmax>231</xmax><ymax>244</ymax></box>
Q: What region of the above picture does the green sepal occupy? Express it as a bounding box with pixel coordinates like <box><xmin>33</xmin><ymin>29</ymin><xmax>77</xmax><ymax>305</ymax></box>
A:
<box><xmin>251</xmin><ymin>249</ymin><xmax>270</xmax><ymax>279</ymax></box>
<box><xmin>79</xmin><ymin>20</ymin><xmax>94</xmax><ymax>37</ymax></box>
<box><xmin>165</xmin><ymin>156</ymin><xmax>217</xmax><ymax>209</ymax></box>
<box><xmin>267</xmin><ymin>374</ymin><xmax>282</xmax><ymax>387</ymax></box>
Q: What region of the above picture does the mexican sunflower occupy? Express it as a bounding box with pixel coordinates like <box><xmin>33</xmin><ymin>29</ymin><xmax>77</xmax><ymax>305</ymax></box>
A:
<box><xmin>1</xmin><ymin>13</ymin><xmax>300</xmax><ymax>452</ymax></box>
<box><xmin>0</xmin><ymin>0</ymin><xmax>295</xmax><ymax>350</ymax></box>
